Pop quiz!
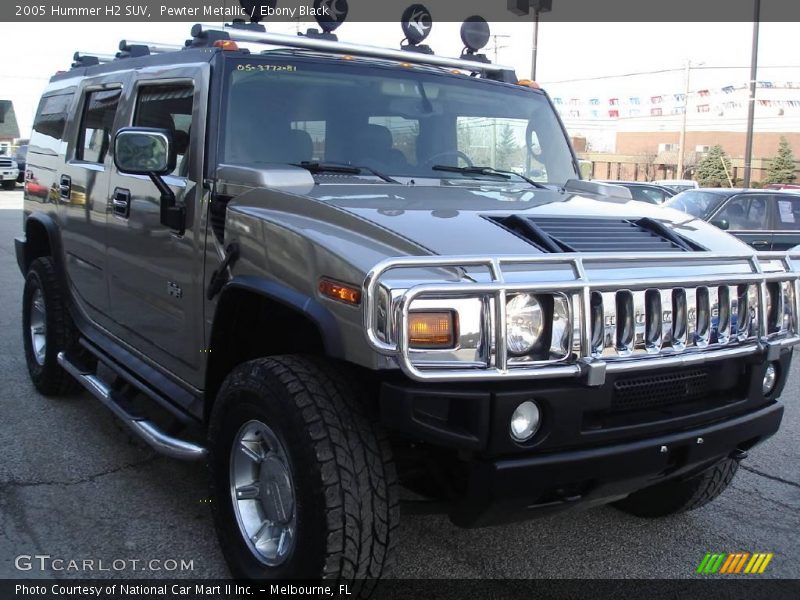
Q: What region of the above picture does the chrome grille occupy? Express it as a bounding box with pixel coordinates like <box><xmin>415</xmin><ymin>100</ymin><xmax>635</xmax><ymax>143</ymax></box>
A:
<box><xmin>591</xmin><ymin>284</ymin><xmax>759</xmax><ymax>359</ymax></box>
<box><xmin>0</xmin><ymin>158</ymin><xmax>13</xmax><ymax>168</ymax></box>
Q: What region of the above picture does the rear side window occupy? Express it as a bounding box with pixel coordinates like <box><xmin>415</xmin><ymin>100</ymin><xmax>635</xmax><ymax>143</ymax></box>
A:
<box><xmin>30</xmin><ymin>92</ymin><xmax>74</xmax><ymax>155</ymax></box>
<box><xmin>77</xmin><ymin>89</ymin><xmax>121</xmax><ymax>163</ymax></box>
<box><xmin>776</xmin><ymin>196</ymin><xmax>800</xmax><ymax>230</ymax></box>
<box><xmin>716</xmin><ymin>195</ymin><xmax>770</xmax><ymax>231</ymax></box>
<box><xmin>133</xmin><ymin>84</ymin><xmax>194</xmax><ymax>176</ymax></box>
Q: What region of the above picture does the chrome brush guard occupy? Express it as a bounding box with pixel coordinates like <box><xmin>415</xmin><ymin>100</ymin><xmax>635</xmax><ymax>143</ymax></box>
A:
<box><xmin>364</xmin><ymin>252</ymin><xmax>800</xmax><ymax>384</ymax></box>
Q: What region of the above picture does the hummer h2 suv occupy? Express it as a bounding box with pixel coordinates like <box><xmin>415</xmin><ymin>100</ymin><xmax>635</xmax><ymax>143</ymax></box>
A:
<box><xmin>15</xmin><ymin>20</ymin><xmax>800</xmax><ymax>591</ymax></box>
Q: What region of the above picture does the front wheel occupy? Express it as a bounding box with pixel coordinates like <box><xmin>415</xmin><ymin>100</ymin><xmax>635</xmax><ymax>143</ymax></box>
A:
<box><xmin>22</xmin><ymin>256</ymin><xmax>81</xmax><ymax>395</ymax></box>
<box><xmin>613</xmin><ymin>458</ymin><xmax>739</xmax><ymax>518</ymax></box>
<box><xmin>208</xmin><ymin>357</ymin><xmax>398</xmax><ymax>594</ymax></box>
<box><xmin>2</xmin><ymin>180</ymin><xmax>16</xmax><ymax>190</ymax></box>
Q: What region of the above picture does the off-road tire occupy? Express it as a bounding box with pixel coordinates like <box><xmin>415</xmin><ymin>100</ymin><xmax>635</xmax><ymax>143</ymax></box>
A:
<box><xmin>613</xmin><ymin>458</ymin><xmax>739</xmax><ymax>518</ymax></box>
<box><xmin>208</xmin><ymin>356</ymin><xmax>399</xmax><ymax>595</ymax></box>
<box><xmin>22</xmin><ymin>256</ymin><xmax>81</xmax><ymax>395</ymax></box>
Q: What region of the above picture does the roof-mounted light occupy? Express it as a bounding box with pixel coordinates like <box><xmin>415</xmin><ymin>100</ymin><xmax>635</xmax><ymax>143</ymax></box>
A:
<box><xmin>460</xmin><ymin>15</ymin><xmax>491</xmax><ymax>63</ymax></box>
<box><xmin>213</xmin><ymin>39</ymin><xmax>240</xmax><ymax>51</ymax></box>
<box><xmin>400</xmin><ymin>4</ymin><xmax>434</xmax><ymax>55</ymax></box>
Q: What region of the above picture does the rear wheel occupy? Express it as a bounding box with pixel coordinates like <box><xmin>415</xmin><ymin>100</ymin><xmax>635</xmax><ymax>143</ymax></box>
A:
<box><xmin>613</xmin><ymin>458</ymin><xmax>739</xmax><ymax>518</ymax></box>
<box><xmin>22</xmin><ymin>256</ymin><xmax>81</xmax><ymax>395</ymax></box>
<box><xmin>208</xmin><ymin>356</ymin><xmax>398</xmax><ymax>595</ymax></box>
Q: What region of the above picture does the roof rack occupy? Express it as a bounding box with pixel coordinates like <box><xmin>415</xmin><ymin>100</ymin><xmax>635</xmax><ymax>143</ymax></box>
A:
<box><xmin>191</xmin><ymin>23</ymin><xmax>517</xmax><ymax>80</ymax></box>
<box><xmin>72</xmin><ymin>51</ymin><xmax>115</xmax><ymax>67</ymax></box>
<box><xmin>119</xmin><ymin>40</ymin><xmax>184</xmax><ymax>57</ymax></box>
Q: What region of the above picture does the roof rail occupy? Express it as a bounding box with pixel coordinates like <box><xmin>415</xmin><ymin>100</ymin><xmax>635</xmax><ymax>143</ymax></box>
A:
<box><xmin>119</xmin><ymin>40</ymin><xmax>184</xmax><ymax>55</ymax></box>
<box><xmin>192</xmin><ymin>23</ymin><xmax>517</xmax><ymax>80</ymax></box>
<box><xmin>72</xmin><ymin>51</ymin><xmax>115</xmax><ymax>68</ymax></box>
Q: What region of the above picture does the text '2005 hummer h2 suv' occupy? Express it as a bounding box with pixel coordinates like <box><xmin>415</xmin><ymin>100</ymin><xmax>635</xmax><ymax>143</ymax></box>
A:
<box><xmin>15</xmin><ymin>13</ymin><xmax>800</xmax><ymax>591</ymax></box>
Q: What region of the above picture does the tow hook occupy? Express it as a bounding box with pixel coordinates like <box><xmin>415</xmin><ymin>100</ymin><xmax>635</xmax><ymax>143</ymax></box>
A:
<box><xmin>730</xmin><ymin>448</ymin><xmax>749</xmax><ymax>461</ymax></box>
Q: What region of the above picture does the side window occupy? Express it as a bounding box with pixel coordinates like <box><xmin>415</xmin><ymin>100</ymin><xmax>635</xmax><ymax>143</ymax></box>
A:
<box><xmin>133</xmin><ymin>84</ymin><xmax>194</xmax><ymax>176</ymax></box>
<box><xmin>77</xmin><ymin>89</ymin><xmax>121</xmax><ymax>163</ymax></box>
<box><xmin>716</xmin><ymin>195</ymin><xmax>770</xmax><ymax>231</ymax></box>
<box><xmin>30</xmin><ymin>92</ymin><xmax>73</xmax><ymax>155</ymax></box>
<box><xmin>776</xmin><ymin>196</ymin><xmax>800</xmax><ymax>230</ymax></box>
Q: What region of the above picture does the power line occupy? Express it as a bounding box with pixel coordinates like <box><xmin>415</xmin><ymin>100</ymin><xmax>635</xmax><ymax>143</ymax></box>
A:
<box><xmin>543</xmin><ymin>65</ymin><xmax>800</xmax><ymax>84</ymax></box>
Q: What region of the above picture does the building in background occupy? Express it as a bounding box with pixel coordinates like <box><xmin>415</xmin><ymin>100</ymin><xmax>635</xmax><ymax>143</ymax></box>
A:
<box><xmin>0</xmin><ymin>100</ymin><xmax>20</xmax><ymax>155</ymax></box>
<box><xmin>549</xmin><ymin>75</ymin><xmax>800</xmax><ymax>185</ymax></box>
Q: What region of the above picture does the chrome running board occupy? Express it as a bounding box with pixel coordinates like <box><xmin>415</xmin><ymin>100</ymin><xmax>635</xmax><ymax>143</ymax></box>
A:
<box><xmin>57</xmin><ymin>352</ymin><xmax>206</xmax><ymax>461</ymax></box>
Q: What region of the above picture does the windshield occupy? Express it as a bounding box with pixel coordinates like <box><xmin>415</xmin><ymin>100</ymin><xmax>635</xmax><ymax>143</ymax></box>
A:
<box><xmin>221</xmin><ymin>57</ymin><xmax>578</xmax><ymax>185</ymax></box>
<box><xmin>666</xmin><ymin>190</ymin><xmax>725</xmax><ymax>218</ymax></box>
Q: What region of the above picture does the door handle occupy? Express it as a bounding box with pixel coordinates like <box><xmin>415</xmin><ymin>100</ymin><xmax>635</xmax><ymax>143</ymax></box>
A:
<box><xmin>59</xmin><ymin>175</ymin><xmax>71</xmax><ymax>201</ymax></box>
<box><xmin>751</xmin><ymin>240</ymin><xmax>770</xmax><ymax>249</ymax></box>
<box><xmin>112</xmin><ymin>188</ymin><xmax>131</xmax><ymax>218</ymax></box>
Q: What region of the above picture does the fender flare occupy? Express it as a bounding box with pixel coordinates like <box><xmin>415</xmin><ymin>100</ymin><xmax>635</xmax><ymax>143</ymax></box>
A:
<box><xmin>19</xmin><ymin>212</ymin><xmax>66</xmax><ymax>278</ymax></box>
<box><xmin>217</xmin><ymin>275</ymin><xmax>345</xmax><ymax>358</ymax></box>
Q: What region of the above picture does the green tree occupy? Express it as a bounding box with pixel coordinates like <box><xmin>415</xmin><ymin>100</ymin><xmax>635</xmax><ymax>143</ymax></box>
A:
<box><xmin>495</xmin><ymin>123</ymin><xmax>518</xmax><ymax>169</ymax></box>
<box><xmin>695</xmin><ymin>144</ymin><xmax>732</xmax><ymax>187</ymax></box>
<box><xmin>766</xmin><ymin>136</ymin><xmax>797</xmax><ymax>184</ymax></box>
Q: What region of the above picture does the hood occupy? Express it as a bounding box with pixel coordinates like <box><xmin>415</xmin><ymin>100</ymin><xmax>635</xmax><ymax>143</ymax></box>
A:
<box><xmin>304</xmin><ymin>182</ymin><xmax>751</xmax><ymax>256</ymax></box>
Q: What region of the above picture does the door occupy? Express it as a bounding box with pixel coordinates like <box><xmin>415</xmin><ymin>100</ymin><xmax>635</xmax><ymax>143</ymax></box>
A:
<box><xmin>771</xmin><ymin>194</ymin><xmax>800</xmax><ymax>251</ymax></box>
<box><xmin>105</xmin><ymin>67</ymin><xmax>209</xmax><ymax>387</ymax></box>
<box><xmin>59</xmin><ymin>81</ymin><xmax>127</xmax><ymax>322</ymax></box>
<box><xmin>712</xmin><ymin>194</ymin><xmax>773</xmax><ymax>250</ymax></box>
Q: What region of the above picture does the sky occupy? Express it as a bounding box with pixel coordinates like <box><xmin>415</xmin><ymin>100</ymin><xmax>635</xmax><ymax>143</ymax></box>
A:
<box><xmin>0</xmin><ymin>20</ymin><xmax>798</xmax><ymax>140</ymax></box>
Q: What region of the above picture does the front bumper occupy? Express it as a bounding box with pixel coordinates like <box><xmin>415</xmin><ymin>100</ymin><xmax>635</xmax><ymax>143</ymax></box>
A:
<box><xmin>380</xmin><ymin>349</ymin><xmax>792</xmax><ymax>526</ymax></box>
<box><xmin>451</xmin><ymin>401</ymin><xmax>782</xmax><ymax>527</ymax></box>
<box><xmin>1</xmin><ymin>169</ymin><xmax>18</xmax><ymax>181</ymax></box>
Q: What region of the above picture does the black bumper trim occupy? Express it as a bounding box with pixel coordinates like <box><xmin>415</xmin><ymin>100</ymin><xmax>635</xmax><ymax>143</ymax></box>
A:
<box><xmin>451</xmin><ymin>401</ymin><xmax>783</xmax><ymax>527</ymax></box>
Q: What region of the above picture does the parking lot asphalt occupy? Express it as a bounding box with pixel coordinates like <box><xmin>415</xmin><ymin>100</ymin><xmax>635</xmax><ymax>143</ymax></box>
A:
<box><xmin>0</xmin><ymin>188</ymin><xmax>798</xmax><ymax>580</ymax></box>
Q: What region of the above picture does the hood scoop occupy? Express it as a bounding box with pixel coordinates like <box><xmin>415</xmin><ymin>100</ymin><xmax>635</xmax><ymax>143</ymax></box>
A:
<box><xmin>486</xmin><ymin>215</ymin><xmax>700</xmax><ymax>253</ymax></box>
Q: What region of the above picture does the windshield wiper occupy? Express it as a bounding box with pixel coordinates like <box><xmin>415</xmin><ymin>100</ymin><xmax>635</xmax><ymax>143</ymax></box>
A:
<box><xmin>293</xmin><ymin>161</ymin><xmax>399</xmax><ymax>184</ymax></box>
<box><xmin>431</xmin><ymin>164</ymin><xmax>547</xmax><ymax>188</ymax></box>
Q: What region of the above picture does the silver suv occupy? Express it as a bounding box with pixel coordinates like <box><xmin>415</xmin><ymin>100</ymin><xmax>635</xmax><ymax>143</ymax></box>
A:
<box><xmin>15</xmin><ymin>20</ymin><xmax>800</xmax><ymax>591</ymax></box>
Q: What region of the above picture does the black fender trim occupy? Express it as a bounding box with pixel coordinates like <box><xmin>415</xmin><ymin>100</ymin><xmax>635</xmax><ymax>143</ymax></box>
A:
<box><xmin>18</xmin><ymin>212</ymin><xmax>66</xmax><ymax>277</ymax></box>
<box><xmin>222</xmin><ymin>275</ymin><xmax>345</xmax><ymax>357</ymax></box>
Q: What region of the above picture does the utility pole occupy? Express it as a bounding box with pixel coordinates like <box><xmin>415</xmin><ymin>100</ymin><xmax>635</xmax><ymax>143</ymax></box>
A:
<box><xmin>531</xmin><ymin>9</ymin><xmax>540</xmax><ymax>80</ymax></box>
<box><xmin>743</xmin><ymin>0</ymin><xmax>761</xmax><ymax>188</ymax></box>
<box><xmin>676</xmin><ymin>60</ymin><xmax>692</xmax><ymax>180</ymax></box>
<box><xmin>490</xmin><ymin>33</ymin><xmax>511</xmax><ymax>63</ymax></box>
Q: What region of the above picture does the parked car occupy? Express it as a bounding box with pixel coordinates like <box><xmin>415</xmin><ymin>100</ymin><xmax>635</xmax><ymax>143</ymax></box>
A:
<box><xmin>652</xmin><ymin>179</ymin><xmax>699</xmax><ymax>193</ymax></box>
<box><xmin>0</xmin><ymin>155</ymin><xmax>19</xmax><ymax>190</ymax></box>
<box><xmin>597</xmin><ymin>180</ymin><xmax>675</xmax><ymax>204</ymax></box>
<box><xmin>666</xmin><ymin>188</ymin><xmax>800</xmax><ymax>250</ymax></box>
<box><xmin>764</xmin><ymin>183</ymin><xmax>800</xmax><ymax>191</ymax></box>
<box><xmin>15</xmin><ymin>144</ymin><xmax>27</xmax><ymax>183</ymax></box>
<box><xmin>15</xmin><ymin>19</ymin><xmax>799</xmax><ymax>587</ymax></box>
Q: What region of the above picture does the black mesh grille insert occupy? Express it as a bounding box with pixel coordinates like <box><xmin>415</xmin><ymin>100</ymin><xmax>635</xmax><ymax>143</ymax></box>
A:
<box><xmin>486</xmin><ymin>215</ymin><xmax>694</xmax><ymax>252</ymax></box>
<box><xmin>612</xmin><ymin>369</ymin><xmax>711</xmax><ymax>412</ymax></box>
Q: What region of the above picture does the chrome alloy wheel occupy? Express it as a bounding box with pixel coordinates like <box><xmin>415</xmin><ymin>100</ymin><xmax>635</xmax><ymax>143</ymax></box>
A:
<box><xmin>29</xmin><ymin>288</ymin><xmax>47</xmax><ymax>366</ymax></box>
<box><xmin>229</xmin><ymin>419</ymin><xmax>297</xmax><ymax>566</ymax></box>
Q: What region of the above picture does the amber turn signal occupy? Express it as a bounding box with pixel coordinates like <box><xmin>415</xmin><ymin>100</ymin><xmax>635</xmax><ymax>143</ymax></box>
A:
<box><xmin>517</xmin><ymin>79</ymin><xmax>540</xmax><ymax>89</ymax></box>
<box><xmin>408</xmin><ymin>311</ymin><xmax>456</xmax><ymax>348</ymax></box>
<box><xmin>213</xmin><ymin>40</ymin><xmax>240</xmax><ymax>51</ymax></box>
<box><xmin>319</xmin><ymin>278</ymin><xmax>362</xmax><ymax>305</ymax></box>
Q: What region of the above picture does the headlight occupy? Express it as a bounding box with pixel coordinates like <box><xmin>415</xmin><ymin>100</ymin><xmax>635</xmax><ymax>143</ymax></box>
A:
<box><xmin>506</xmin><ymin>293</ymin><xmax>544</xmax><ymax>355</ymax></box>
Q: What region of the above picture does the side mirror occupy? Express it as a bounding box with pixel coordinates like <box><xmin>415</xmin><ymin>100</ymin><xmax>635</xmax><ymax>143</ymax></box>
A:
<box><xmin>710</xmin><ymin>218</ymin><xmax>730</xmax><ymax>230</ymax></box>
<box><xmin>114</xmin><ymin>128</ymin><xmax>175</xmax><ymax>175</ymax></box>
<box><xmin>113</xmin><ymin>127</ymin><xmax>184</xmax><ymax>235</ymax></box>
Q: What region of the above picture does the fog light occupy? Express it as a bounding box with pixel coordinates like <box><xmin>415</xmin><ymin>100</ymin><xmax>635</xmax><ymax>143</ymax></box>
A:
<box><xmin>510</xmin><ymin>400</ymin><xmax>541</xmax><ymax>442</ymax></box>
<box><xmin>762</xmin><ymin>363</ymin><xmax>778</xmax><ymax>396</ymax></box>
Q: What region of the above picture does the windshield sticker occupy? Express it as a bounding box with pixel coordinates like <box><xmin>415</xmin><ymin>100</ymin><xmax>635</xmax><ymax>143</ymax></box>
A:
<box><xmin>778</xmin><ymin>200</ymin><xmax>796</xmax><ymax>223</ymax></box>
<box><xmin>236</xmin><ymin>64</ymin><xmax>297</xmax><ymax>72</ymax></box>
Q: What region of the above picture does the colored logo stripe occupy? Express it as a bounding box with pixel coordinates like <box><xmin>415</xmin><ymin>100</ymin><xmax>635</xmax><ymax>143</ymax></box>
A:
<box><xmin>697</xmin><ymin>552</ymin><xmax>773</xmax><ymax>574</ymax></box>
